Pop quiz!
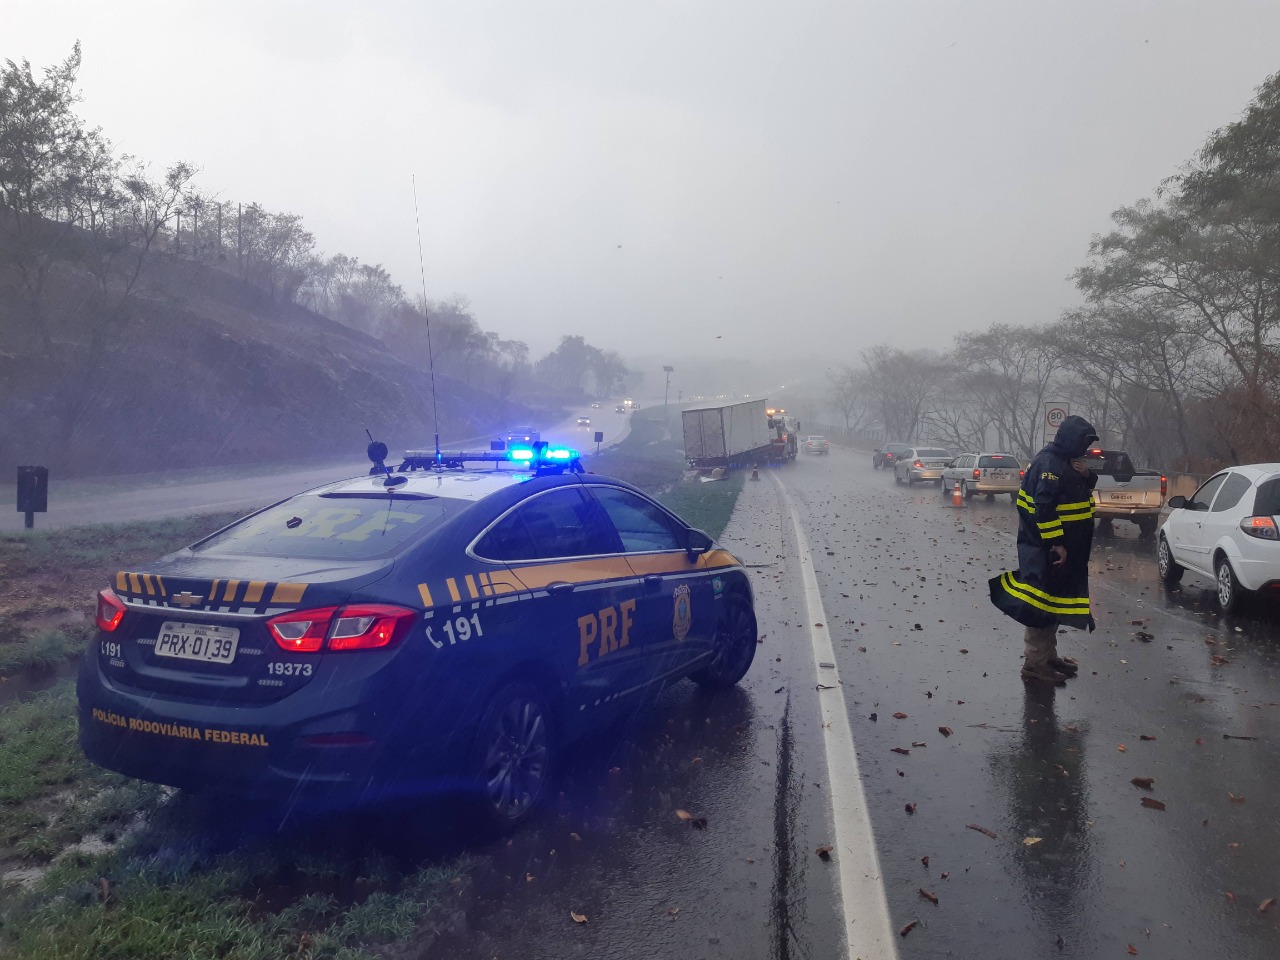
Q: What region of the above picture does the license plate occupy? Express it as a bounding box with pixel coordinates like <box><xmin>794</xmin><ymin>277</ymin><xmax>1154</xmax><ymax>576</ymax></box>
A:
<box><xmin>156</xmin><ymin>621</ymin><xmax>240</xmax><ymax>664</ymax></box>
<box><xmin>1109</xmin><ymin>493</ymin><xmax>1135</xmax><ymax>501</ymax></box>
<box><xmin>988</xmin><ymin>471</ymin><xmax>1011</xmax><ymax>479</ymax></box>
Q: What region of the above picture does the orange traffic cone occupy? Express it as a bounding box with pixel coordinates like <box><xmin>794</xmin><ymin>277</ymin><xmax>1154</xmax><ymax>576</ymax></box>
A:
<box><xmin>951</xmin><ymin>481</ymin><xmax>963</xmax><ymax>507</ymax></box>
<box><xmin>750</xmin><ymin>465</ymin><xmax>760</xmax><ymax>481</ymax></box>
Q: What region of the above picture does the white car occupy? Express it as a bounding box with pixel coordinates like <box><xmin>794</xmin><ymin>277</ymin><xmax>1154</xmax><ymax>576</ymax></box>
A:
<box><xmin>1157</xmin><ymin>463</ymin><xmax>1280</xmax><ymax>612</ymax></box>
<box><xmin>940</xmin><ymin>452</ymin><xmax>1023</xmax><ymax>501</ymax></box>
<box><xmin>894</xmin><ymin>447</ymin><xmax>951</xmax><ymax>485</ymax></box>
<box><xmin>801</xmin><ymin>435</ymin><xmax>830</xmax><ymax>455</ymax></box>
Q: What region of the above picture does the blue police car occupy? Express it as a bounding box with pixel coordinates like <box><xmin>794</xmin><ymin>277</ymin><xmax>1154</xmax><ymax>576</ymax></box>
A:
<box><xmin>78</xmin><ymin>443</ymin><xmax>757</xmax><ymax>827</ymax></box>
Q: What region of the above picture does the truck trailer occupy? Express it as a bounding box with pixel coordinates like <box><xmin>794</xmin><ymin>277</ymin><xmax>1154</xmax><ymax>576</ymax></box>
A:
<box><xmin>682</xmin><ymin>399</ymin><xmax>775</xmax><ymax>470</ymax></box>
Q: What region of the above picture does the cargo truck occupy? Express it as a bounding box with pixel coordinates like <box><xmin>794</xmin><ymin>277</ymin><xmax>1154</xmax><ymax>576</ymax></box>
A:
<box><xmin>682</xmin><ymin>399</ymin><xmax>775</xmax><ymax>470</ymax></box>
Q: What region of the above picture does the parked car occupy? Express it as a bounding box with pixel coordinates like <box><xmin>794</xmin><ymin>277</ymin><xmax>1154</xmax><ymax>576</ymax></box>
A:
<box><xmin>78</xmin><ymin>444</ymin><xmax>758</xmax><ymax>828</ymax></box>
<box><xmin>801</xmin><ymin>435</ymin><xmax>830</xmax><ymax>455</ymax></box>
<box><xmin>894</xmin><ymin>447</ymin><xmax>952</xmax><ymax>485</ymax></box>
<box><xmin>940</xmin><ymin>452</ymin><xmax>1023</xmax><ymax>500</ymax></box>
<box><xmin>873</xmin><ymin>442</ymin><xmax>912</xmax><ymax>470</ymax></box>
<box><xmin>1085</xmin><ymin>448</ymin><xmax>1166</xmax><ymax>537</ymax></box>
<box><xmin>1157</xmin><ymin>462</ymin><xmax>1280</xmax><ymax>612</ymax></box>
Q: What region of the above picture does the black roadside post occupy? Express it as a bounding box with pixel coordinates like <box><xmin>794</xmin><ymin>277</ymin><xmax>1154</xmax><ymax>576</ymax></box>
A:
<box><xmin>594</xmin><ymin>431</ymin><xmax>604</xmax><ymax>456</ymax></box>
<box><xmin>16</xmin><ymin>466</ymin><xmax>49</xmax><ymax>530</ymax></box>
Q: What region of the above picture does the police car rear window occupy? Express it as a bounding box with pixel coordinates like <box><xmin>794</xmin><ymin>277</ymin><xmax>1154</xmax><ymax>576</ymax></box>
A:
<box><xmin>918</xmin><ymin>449</ymin><xmax>950</xmax><ymax>458</ymax></box>
<box><xmin>191</xmin><ymin>494</ymin><xmax>466</xmax><ymax>560</ymax></box>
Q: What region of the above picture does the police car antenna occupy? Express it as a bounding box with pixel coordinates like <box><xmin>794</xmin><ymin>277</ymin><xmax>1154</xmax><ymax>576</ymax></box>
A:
<box><xmin>412</xmin><ymin>175</ymin><xmax>442</xmax><ymax>461</ymax></box>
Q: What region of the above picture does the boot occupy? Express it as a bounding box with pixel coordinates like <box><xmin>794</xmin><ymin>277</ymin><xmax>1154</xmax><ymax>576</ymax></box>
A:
<box><xmin>1048</xmin><ymin>657</ymin><xmax>1079</xmax><ymax>676</ymax></box>
<box><xmin>1022</xmin><ymin>662</ymin><xmax>1069</xmax><ymax>684</ymax></box>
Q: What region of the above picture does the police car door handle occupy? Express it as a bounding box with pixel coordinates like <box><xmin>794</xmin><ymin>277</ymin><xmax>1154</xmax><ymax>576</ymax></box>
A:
<box><xmin>547</xmin><ymin>581</ymin><xmax>575</xmax><ymax>595</ymax></box>
<box><xmin>644</xmin><ymin>574</ymin><xmax>663</xmax><ymax>589</ymax></box>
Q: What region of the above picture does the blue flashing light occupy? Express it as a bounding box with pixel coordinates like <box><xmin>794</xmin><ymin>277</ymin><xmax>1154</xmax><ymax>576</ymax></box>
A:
<box><xmin>506</xmin><ymin>445</ymin><xmax>577</xmax><ymax>464</ymax></box>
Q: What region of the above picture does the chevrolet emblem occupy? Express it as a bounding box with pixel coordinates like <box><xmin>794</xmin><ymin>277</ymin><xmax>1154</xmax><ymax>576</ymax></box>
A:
<box><xmin>171</xmin><ymin>591</ymin><xmax>204</xmax><ymax>608</ymax></box>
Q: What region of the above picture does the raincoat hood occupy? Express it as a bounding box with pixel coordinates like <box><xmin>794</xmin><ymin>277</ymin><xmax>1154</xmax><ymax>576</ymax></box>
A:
<box><xmin>1050</xmin><ymin>415</ymin><xmax>1099</xmax><ymax>459</ymax></box>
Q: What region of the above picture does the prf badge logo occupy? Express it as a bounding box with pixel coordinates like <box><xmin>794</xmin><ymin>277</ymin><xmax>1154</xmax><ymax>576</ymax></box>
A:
<box><xmin>711</xmin><ymin>576</ymin><xmax>724</xmax><ymax>598</ymax></box>
<box><xmin>673</xmin><ymin>584</ymin><xmax>692</xmax><ymax>642</ymax></box>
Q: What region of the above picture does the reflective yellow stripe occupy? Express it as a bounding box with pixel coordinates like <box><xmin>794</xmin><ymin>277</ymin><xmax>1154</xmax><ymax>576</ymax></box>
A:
<box><xmin>1002</xmin><ymin>572</ymin><xmax>1089</xmax><ymax>607</ymax></box>
<box><xmin>1058</xmin><ymin>510</ymin><xmax>1093</xmax><ymax>523</ymax></box>
<box><xmin>1040</xmin><ymin>527</ymin><xmax>1064</xmax><ymax>540</ymax></box>
<box><xmin>1057</xmin><ymin>500</ymin><xmax>1092</xmax><ymax>512</ymax></box>
<box><xmin>1000</xmin><ymin>573</ymin><xmax>1090</xmax><ymax>615</ymax></box>
<box><xmin>1037</xmin><ymin>519</ymin><xmax>1063</xmax><ymax>531</ymax></box>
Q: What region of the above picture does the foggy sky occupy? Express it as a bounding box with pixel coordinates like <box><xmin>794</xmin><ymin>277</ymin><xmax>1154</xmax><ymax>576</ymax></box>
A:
<box><xmin>10</xmin><ymin>1</ymin><xmax>1280</xmax><ymax>367</ymax></box>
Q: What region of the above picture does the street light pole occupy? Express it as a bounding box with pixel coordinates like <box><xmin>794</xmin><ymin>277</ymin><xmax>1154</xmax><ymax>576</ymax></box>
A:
<box><xmin>663</xmin><ymin>365</ymin><xmax>674</xmax><ymax>413</ymax></box>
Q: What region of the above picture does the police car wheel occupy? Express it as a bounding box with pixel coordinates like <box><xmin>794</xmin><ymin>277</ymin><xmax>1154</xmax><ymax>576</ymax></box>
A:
<box><xmin>692</xmin><ymin>594</ymin><xmax>758</xmax><ymax>689</ymax></box>
<box><xmin>471</xmin><ymin>681</ymin><xmax>554</xmax><ymax>829</ymax></box>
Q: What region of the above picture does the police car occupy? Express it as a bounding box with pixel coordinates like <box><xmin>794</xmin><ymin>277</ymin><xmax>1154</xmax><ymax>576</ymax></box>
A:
<box><xmin>77</xmin><ymin>442</ymin><xmax>757</xmax><ymax>828</ymax></box>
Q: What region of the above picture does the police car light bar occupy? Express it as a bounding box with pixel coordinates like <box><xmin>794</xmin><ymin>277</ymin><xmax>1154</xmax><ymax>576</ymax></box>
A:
<box><xmin>398</xmin><ymin>445</ymin><xmax>582</xmax><ymax>473</ymax></box>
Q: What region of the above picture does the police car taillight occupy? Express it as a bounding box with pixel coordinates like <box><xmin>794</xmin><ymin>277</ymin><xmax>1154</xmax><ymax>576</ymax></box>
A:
<box><xmin>972</xmin><ymin>468</ymin><xmax>981</xmax><ymax>479</ymax></box>
<box><xmin>268</xmin><ymin>604</ymin><xmax>415</xmax><ymax>653</ymax></box>
<box><xmin>1161</xmin><ymin>475</ymin><xmax>1168</xmax><ymax>498</ymax></box>
<box><xmin>1240</xmin><ymin>516</ymin><xmax>1279</xmax><ymax>540</ymax></box>
<box><xmin>96</xmin><ymin>589</ymin><xmax>126</xmax><ymax>632</ymax></box>
<box><xmin>327</xmin><ymin>605</ymin><xmax>415</xmax><ymax>651</ymax></box>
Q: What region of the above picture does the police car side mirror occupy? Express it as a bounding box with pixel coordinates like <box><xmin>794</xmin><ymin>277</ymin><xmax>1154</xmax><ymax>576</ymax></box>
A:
<box><xmin>1167</xmin><ymin>495</ymin><xmax>1187</xmax><ymax>510</ymax></box>
<box><xmin>685</xmin><ymin>528</ymin><xmax>713</xmax><ymax>561</ymax></box>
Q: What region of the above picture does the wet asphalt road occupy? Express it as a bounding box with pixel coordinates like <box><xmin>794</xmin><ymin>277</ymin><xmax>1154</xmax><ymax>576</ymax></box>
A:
<box><xmin>788</xmin><ymin>448</ymin><xmax>1280</xmax><ymax>959</ymax></box>
<box><xmin>415</xmin><ymin>447</ymin><xmax>1280</xmax><ymax>959</ymax></box>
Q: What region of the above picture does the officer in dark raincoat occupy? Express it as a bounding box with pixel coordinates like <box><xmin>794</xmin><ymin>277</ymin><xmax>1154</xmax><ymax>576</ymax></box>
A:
<box><xmin>989</xmin><ymin>415</ymin><xmax>1099</xmax><ymax>682</ymax></box>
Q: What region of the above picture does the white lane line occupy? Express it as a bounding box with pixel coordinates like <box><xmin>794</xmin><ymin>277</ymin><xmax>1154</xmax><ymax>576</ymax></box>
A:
<box><xmin>770</xmin><ymin>472</ymin><xmax>900</xmax><ymax>960</ymax></box>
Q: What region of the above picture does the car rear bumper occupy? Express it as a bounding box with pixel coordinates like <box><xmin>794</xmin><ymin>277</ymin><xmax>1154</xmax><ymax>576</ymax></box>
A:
<box><xmin>77</xmin><ymin>658</ymin><xmax>469</xmax><ymax>803</ymax></box>
<box><xmin>908</xmin><ymin>468</ymin><xmax>944</xmax><ymax>481</ymax></box>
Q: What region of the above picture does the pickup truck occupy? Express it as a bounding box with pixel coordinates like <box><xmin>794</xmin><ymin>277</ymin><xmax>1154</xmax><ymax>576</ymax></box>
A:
<box><xmin>1084</xmin><ymin>448</ymin><xmax>1167</xmax><ymax>536</ymax></box>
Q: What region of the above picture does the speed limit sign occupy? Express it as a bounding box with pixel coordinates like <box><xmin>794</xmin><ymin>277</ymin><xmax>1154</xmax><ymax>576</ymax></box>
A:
<box><xmin>1042</xmin><ymin>402</ymin><xmax>1069</xmax><ymax>446</ymax></box>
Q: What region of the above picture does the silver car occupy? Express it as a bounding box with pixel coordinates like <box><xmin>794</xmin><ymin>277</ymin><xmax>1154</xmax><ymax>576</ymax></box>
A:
<box><xmin>940</xmin><ymin>452</ymin><xmax>1023</xmax><ymax>500</ymax></box>
<box><xmin>894</xmin><ymin>447</ymin><xmax>952</xmax><ymax>485</ymax></box>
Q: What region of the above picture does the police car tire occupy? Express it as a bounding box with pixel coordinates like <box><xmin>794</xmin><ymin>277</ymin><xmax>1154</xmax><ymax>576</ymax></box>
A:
<box><xmin>470</xmin><ymin>681</ymin><xmax>555</xmax><ymax>829</ymax></box>
<box><xmin>692</xmin><ymin>594</ymin><xmax>758</xmax><ymax>689</ymax></box>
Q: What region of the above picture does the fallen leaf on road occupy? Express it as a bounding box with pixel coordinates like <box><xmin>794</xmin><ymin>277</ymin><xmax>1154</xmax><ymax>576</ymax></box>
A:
<box><xmin>1140</xmin><ymin>797</ymin><xmax>1167</xmax><ymax>811</ymax></box>
<box><xmin>1229</xmin><ymin>842</ymin><xmax>1241</xmax><ymax>849</ymax></box>
<box><xmin>1260</xmin><ymin>898</ymin><xmax>1277</xmax><ymax>913</ymax></box>
<box><xmin>570</xmin><ymin>832</ymin><xmax>583</xmax><ymax>842</ymax></box>
<box><xmin>858</xmin><ymin>646</ymin><xmax>867</xmax><ymax>652</ymax></box>
<box><xmin>1195</xmin><ymin>738</ymin><xmax>1205</xmax><ymax>746</ymax></box>
<box><xmin>1127</xmin><ymin>946</ymin><xmax>1138</xmax><ymax>955</ymax></box>
<box><xmin>891</xmin><ymin>747</ymin><xmax>911</xmax><ymax>755</ymax></box>
<box><xmin>912</xmin><ymin>741</ymin><xmax>927</xmax><ymax>747</ymax></box>
<box><xmin>676</xmin><ymin>809</ymin><xmax>692</xmax><ymax>821</ymax></box>
<box><xmin>667</xmin><ymin>907</ymin><xmax>680</xmax><ymax>916</ymax></box>
<box><xmin>816</xmin><ymin>845</ymin><xmax>833</xmax><ymax>860</ymax></box>
<box><xmin>571</xmin><ymin>911</ymin><xmax>589</xmax><ymax>924</ymax></box>
<box><xmin>899</xmin><ymin>920</ymin><xmax>919</xmax><ymax>937</ymax></box>
<box><xmin>939</xmin><ymin>726</ymin><xmax>954</xmax><ymax>737</ymax></box>
<box><xmin>1117</xmin><ymin>744</ymin><xmax>1127</xmax><ymax>752</ymax></box>
<box><xmin>1228</xmin><ymin>792</ymin><xmax>1246</xmax><ymax>803</ymax></box>
<box><xmin>869</xmin><ymin>713</ymin><xmax>878</xmax><ymax>722</ymax></box>
<box><xmin>1023</xmin><ymin>837</ymin><xmax>1043</xmax><ymax>846</ymax></box>
<box><xmin>1225</xmin><ymin>891</ymin><xmax>1236</xmax><ymax>903</ymax></box>
<box><xmin>1210</xmin><ymin>655</ymin><xmax>1230</xmax><ymax>666</ymax></box>
<box><xmin>919</xmin><ymin>888</ymin><xmax>939</xmax><ymax>905</ymax></box>
<box><xmin>959</xmin><ymin>648</ymin><xmax>969</xmax><ymax>654</ymax></box>
<box><xmin>1131</xmin><ymin>777</ymin><xmax>1155</xmax><ymax>790</ymax></box>
<box><xmin>905</xmin><ymin>802</ymin><xmax>917</xmax><ymax>815</ymax></box>
<box><xmin>920</xmin><ymin>855</ymin><xmax>929</xmax><ymax>867</ymax></box>
<box><xmin>1139</xmin><ymin>734</ymin><xmax>1157</xmax><ymax>741</ymax></box>
<box><xmin>967</xmin><ymin>823</ymin><xmax>997</xmax><ymax>839</ymax></box>
<box><xmin>893</xmin><ymin>712</ymin><xmax>909</xmax><ymax>719</ymax></box>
